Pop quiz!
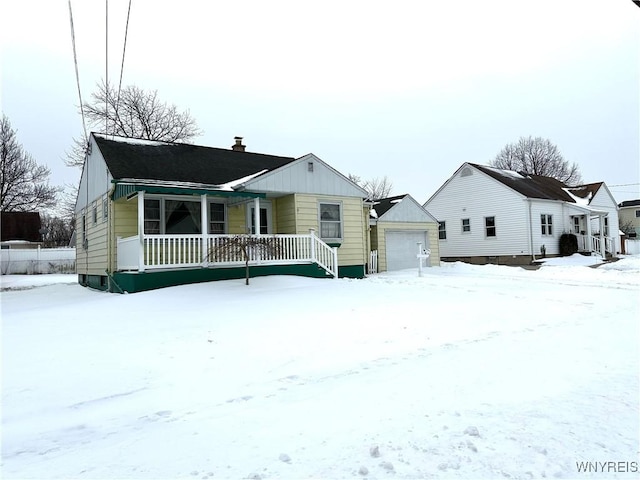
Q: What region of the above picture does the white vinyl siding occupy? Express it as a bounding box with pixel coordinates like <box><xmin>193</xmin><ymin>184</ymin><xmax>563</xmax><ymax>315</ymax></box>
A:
<box><xmin>425</xmin><ymin>166</ymin><xmax>530</xmax><ymax>258</ymax></box>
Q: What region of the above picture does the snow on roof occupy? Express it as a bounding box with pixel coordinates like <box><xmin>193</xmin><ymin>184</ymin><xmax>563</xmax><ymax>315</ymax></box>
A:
<box><xmin>93</xmin><ymin>133</ymin><xmax>167</xmax><ymax>146</ymax></box>
<box><xmin>563</xmin><ymin>188</ymin><xmax>591</xmax><ymax>207</ymax></box>
<box><xmin>391</xmin><ymin>199</ymin><xmax>402</xmax><ymax>204</ymax></box>
<box><xmin>370</xmin><ymin>208</ymin><xmax>378</xmax><ymax>219</ymax></box>
<box><xmin>220</xmin><ymin>169</ymin><xmax>269</xmax><ymax>190</ymax></box>
<box><xmin>483</xmin><ymin>166</ymin><xmax>527</xmax><ymax>180</ymax></box>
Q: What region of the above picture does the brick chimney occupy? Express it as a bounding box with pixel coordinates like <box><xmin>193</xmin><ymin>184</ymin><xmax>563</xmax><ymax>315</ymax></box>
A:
<box><xmin>231</xmin><ymin>136</ymin><xmax>245</xmax><ymax>152</ymax></box>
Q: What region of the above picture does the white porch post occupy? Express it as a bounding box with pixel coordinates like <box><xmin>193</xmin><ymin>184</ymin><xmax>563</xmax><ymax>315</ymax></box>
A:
<box><xmin>599</xmin><ymin>214</ymin><xmax>605</xmax><ymax>257</ymax></box>
<box><xmin>201</xmin><ymin>195</ymin><xmax>208</xmax><ymax>266</ymax></box>
<box><xmin>585</xmin><ymin>214</ymin><xmax>592</xmax><ymax>252</ymax></box>
<box><xmin>137</xmin><ymin>191</ymin><xmax>145</xmax><ymax>272</ymax></box>
<box><xmin>309</xmin><ymin>228</ymin><xmax>316</xmax><ymax>261</ymax></box>
<box><xmin>254</xmin><ymin>197</ymin><xmax>261</xmax><ymax>235</ymax></box>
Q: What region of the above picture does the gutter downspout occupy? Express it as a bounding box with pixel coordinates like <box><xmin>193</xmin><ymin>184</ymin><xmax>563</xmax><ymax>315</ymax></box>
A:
<box><xmin>527</xmin><ymin>199</ymin><xmax>536</xmax><ymax>263</ymax></box>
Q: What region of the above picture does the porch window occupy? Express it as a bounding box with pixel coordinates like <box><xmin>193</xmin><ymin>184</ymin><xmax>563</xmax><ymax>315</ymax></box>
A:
<box><xmin>143</xmin><ymin>198</ymin><xmax>201</xmax><ymax>234</ymax></box>
<box><xmin>485</xmin><ymin>216</ymin><xmax>496</xmax><ymax>237</ymax></box>
<box><xmin>461</xmin><ymin>218</ymin><xmax>470</xmax><ymax>233</ymax></box>
<box><xmin>144</xmin><ymin>199</ymin><xmax>161</xmax><ymax>234</ymax></box>
<box><xmin>319</xmin><ymin>202</ymin><xmax>342</xmax><ymax>240</ymax></box>
<box><xmin>438</xmin><ymin>221</ymin><xmax>446</xmax><ymax>240</ymax></box>
<box><xmin>165</xmin><ymin>200</ymin><xmax>201</xmax><ymax>234</ymax></box>
<box><xmin>573</xmin><ymin>217</ymin><xmax>580</xmax><ymax>234</ymax></box>
<box><xmin>209</xmin><ymin>202</ymin><xmax>226</xmax><ymax>234</ymax></box>
<box><xmin>541</xmin><ymin>214</ymin><xmax>553</xmax><ymax>236</ymax></box>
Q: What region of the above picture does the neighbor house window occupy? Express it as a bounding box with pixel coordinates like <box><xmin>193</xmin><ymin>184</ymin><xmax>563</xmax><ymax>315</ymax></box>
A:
<box><xmin>541</xmin><ymin>214</ymin><xmax>553</xmax><ymax>236</ymax></box>
<box><xmin>573</xmin><ymin>217</ymin><xmax>580</xmax><ymax>234</ymax></box>
<box><xmin>209</xmin><ymin>202</ymin><xmax>226</xmax><ymax>234</ymax></box>
<box><xmin>485</xmin><ymin>216</ymin><xmax>496</xmax><ymax>237</ymax></box>
<box><xmin>319</xmin><ymin>202</ymin><xmax>342</xmax><ymax>240</ymax></box>
<box><xmin>438</xmin><ymin>221</ymin><xmax>446</xmax><ymax>240</ymax></box>
<box><xmin>462</xmin><ymin>218</ymin><xmax>470</xmax><ymax>233</ymax></box>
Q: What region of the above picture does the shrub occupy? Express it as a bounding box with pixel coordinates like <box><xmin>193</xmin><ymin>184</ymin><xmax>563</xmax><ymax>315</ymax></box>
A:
<box><xmin>559</xmin><ymin>233</ymin><xmax>578</xmax><ymax>256</ymax></box>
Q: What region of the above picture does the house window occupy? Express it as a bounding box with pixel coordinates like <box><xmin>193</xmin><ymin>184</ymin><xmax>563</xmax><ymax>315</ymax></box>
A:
<box><xmin>636</xmin><ymin>209</ymin><xmax>640</xmax><ymax>218</ymax></box>
<box><xmin>438</xmin><ymin>221</ymin><xmax>446</xmax><ymax>240</ymax></box>
<box><xmin>573</xmin><ymin>217</ymin><xmax>580</xmax><ymax>234</ymax></box>
<box><xmin>164</xmin><ymin>200</ymin><xmax>201</xmax><ymax>234</ymax></box>
<box><xmin>209</xmin><ymin>202</ymin><xmax>226</xmax><ymax>234</ymax></box>
<box><xmin>103</xmin><ymin>198</ymin><xmax>108</xmax><ymax>222</ymax></box>
<box><xmin>603</xmin><ymin>217</ymin><xmax>609</xmax><ymax>237</ymax></box>
<box><xmin>541</xmin><ymin>214</ymin><xmax>553</xmax><ymax>236</ymax></box>
<box><xmin>144</xmin><ymin>199</ymin><xmax>161</xmax><ymax>234</ymax></box>
<box><xmin>485</xmin><ymin>216</ymin><xmax>496</xmax><ymax>237</ymax></box>
<box><xmin>92</xmin><ymin>205</ymin><xmax>97</xmax><ymax>224</ymax></box>
<box><xmin>319</xmin><ymin>202</ymin><xmax>342</xmax><ymax>240</ymax></box>
<box><xmin>81</xmin><ymin>213</ymin><xmax>87</xmax><ymax>249</ymax></box>
<box><xmin>461</xmin><ymin>218</ymin><xmax>470</xmax><ymax>233</ymax></box>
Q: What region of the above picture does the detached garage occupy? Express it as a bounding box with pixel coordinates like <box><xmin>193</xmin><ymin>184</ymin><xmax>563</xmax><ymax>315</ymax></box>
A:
<box><xmin>370</xmin><ymin>194</ymin><xmax>440</xmax><ymax>272</ymax></box>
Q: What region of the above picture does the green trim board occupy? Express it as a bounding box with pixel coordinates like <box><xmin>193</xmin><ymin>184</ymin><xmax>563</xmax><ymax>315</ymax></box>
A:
<box><xmin>107</xmin><ymin>263</ymin><xmax>366</xmax><ymax>293</ymax></box>
<box><xmin>112</xmin><ymin>182</ymin><xmax>266</xmax><ymax>201</ymax></box>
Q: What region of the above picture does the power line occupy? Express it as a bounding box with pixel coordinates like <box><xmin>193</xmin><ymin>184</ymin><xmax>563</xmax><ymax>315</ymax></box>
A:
<box><xmin>115</xmin><ymin>0</ymin><xmax>133</xmax><ymax>132</ymax></box>
<box><xmin>608</xmin><ymin>183</ymin><xmax>640</xmax><ymax>187</ymax></box>
<box><xmin>67</xmin><ymin>0</ymin><xmax>87</xmax><ymax>141</ymax></box>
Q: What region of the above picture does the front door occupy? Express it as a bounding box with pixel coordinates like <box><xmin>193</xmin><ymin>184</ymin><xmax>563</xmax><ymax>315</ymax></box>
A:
<box><xmin>248</xmin><ymin>204</ymin><xmax>272</xmax><ymax>234</ymax></box>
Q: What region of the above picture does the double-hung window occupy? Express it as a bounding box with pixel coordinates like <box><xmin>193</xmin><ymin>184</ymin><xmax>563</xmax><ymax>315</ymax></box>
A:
<box><xmin>573</xmin><ymin>217</ymin><xmax>580</xmax><ymax>234</ymax></box>
<box><xmin>541</xmin><ymin>214</ymin><xmax>553</xmax><ymax>236</ymax></box>
<box><xmin>209</xmin><ymin>202</ymin><xmax>226</xmax><ymax>234</ymax></box>
<box><xmin>438</xmin><ymin>221</ymin><xmax>446</xmax><ymax>240</ymax></box>
<box><xmin>461</xmin><ymin>218</ymin><xmax>470</xmax><ymax>233</ymax></box>
<box><xmin>319</xmin><ymin>202</ymin><xmax>342</xmax><ymax>240</ymax></box>
<box><xmin>603</xmin><ymin>217</ymin><xmax>609</xmax><ymax>237</ymax></box>
<box><xmin>485</xmin><ymin>216</ymin><xmax>496</xmax><ymax>237</ymax></box>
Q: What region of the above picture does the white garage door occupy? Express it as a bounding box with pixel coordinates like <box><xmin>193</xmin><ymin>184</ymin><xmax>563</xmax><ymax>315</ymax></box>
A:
<box><xmin>385</xmin><ymin>230</ymin><xmax>429</xmax><ymax>271</ymax></box>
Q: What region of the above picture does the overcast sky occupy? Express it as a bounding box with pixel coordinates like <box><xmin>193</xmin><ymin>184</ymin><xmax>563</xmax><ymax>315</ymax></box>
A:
<box><xmin>2</xmin><ymin>0</ymin><xmax>639</xmax><ymax>206</ymax></box>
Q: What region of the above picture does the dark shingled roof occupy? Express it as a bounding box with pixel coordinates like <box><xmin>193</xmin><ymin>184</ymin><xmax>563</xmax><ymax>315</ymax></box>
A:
<box><xmin>1</xmin><ymin>212</ymin><xmax>42</xmax><ymax>242</ymax></box>
<box><xmin>373</xmin><ymin>194</ymin><xmax>408</xmax><ymax>217</ymax></box>
<box><xmin>94</xmin><ymin>134</ymin><xmax>297</xmax><ymax>185</ymax></box>
<box><xmin>619</xmin><ymin>199</ymin><xmax>640</xmax><ymax>208</ymax></box>
<box><xmin>470</xmin><ymin>163</ymin><xmax>577</xmax><ymax>202</ymax></box>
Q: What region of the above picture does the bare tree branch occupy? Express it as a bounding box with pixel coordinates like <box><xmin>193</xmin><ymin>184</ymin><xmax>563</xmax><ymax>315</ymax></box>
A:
<box><xmin>1</xmin><ymin>114</ymin><xmax>59</xmax><ymax>212</ymax></box>
<box><xmin>348</xmin><ymin>174</ymin><xmax>393</xmax><ymax>200</ymax></box>
<box><xmin>490</xmin><ymin>136</ymin><xmax>582</xmax><ymax>185</ymax></box>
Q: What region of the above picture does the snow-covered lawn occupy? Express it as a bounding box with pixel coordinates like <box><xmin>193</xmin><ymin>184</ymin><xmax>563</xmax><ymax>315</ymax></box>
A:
<box><xmin>2</xmin><ymin>256</ymin><xmax>639</xmax><ymax>479</ymax></box>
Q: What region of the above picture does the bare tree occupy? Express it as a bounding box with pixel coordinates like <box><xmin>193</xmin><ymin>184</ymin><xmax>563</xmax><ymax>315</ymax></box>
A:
<box><xmin>1</xmin><ymin>114</ymin><xmax>59</xmax><ymax>212</ymax></box>
<box><xmin>207</xmin><ymin>235</ymin><xmax>284</xmax><ymax>285</ymax></box>
<box><xmin>40</xmin><ymin>214</ymin><xmax>74</xmax><ymax>247</ymax></box>
<box><xmin>64</xmin><ymin>133</ymin><xmax>90</xmax><ymax>168</ymax></box>
<box><xmin>84</xmin><ymin>81</ymin><xmax>202</xmax><ymax>142</ymax></box>
<box><xmin>490</xmin><ymin>136</ymin><xmax>582</xmax><ymax>185</ymax></box>
<box><xmin>348</xmin><ymin>174</ymin><xmax>393</xmax><ymax>200</ymax></box>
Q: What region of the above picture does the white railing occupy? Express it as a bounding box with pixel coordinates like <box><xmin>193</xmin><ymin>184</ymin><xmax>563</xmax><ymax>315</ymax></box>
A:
<box><xmin>369</xmin><ymin>249</ymin><xmax>378</xmax><ymax>274</ymax></box>
<box><xmin>576</xmin><ymin>234</ymin><xmax>613</xmax><ymax>256</ymax></box>
<box><xmin>116</xmin><ymin>230</ymin><xmax>338</xmax><ymax>278</ymax></box>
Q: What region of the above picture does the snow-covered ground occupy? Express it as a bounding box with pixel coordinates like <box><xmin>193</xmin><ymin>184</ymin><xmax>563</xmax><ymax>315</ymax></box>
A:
<box><xmin>2</xmin><ymin>255</ymin><xmax>639</xmax><ymax>479</ymax></box>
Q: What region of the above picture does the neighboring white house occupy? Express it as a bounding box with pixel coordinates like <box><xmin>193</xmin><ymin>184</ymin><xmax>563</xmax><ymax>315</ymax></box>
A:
<box><xmin>423</xmin><ymin>163</ymin><xmax>620</xmax><ymax>265</ymax></box>
<box><xmin>369</xmin><ymin>194</ymin><xmax>440</xmax><ymax>272</ymax></box>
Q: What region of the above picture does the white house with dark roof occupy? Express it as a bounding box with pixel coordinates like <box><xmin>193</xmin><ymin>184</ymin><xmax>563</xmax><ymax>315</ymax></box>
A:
<box><xmin>75</xmin><ymin>133</ymin><xmax>370</xmax><ymax>292</ymax></box>
<box><xmin>423</xmin><ymin>163</ymin><xmax>620</xmax><ymax>265</ymax></box>
<box><xmin>369</xmin><ymin>194</ymin><xmax>440</xmax><ymax>272</ymax></box>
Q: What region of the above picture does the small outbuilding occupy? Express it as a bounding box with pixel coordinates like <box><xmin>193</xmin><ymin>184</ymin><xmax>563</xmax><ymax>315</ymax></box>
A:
<box><xmin>370</xmin><ymin>194</ymin><xmax>440</xmax><ymax>272</ymax></box>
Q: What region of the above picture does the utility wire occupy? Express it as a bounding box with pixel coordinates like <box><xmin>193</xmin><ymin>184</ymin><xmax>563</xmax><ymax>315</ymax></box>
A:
<box><xmin>115</xmin><ymin>0</ymin><xmax>133</xmax><ymax>134</ymax></box>
<box><xmin>105</xmin><ymin>0</ymin><xmax>109</xmax><ymax>136</ymax></box>
<box><xmin>67</xmin><ymin>0</ymin><xmax>88</xmax><ymax>141</ymax></box>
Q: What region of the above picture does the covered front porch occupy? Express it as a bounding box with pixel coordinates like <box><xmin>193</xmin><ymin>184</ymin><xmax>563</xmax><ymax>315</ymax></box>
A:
<box><xmin>570</xmin><ymin>209</ymin><xmax>614</xmax><ymax>257</ymax></box>
<box><xmin>113</xmin><ymin>187</ymin><xmax>338</xmax><ymax>279</ymax></box>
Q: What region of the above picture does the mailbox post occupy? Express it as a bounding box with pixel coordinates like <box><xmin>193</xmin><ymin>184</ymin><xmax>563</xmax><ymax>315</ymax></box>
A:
<box><xmin>416</xmin><ymin>242</ymin><xmax>431</xmax><ymax>277</ymax></box>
